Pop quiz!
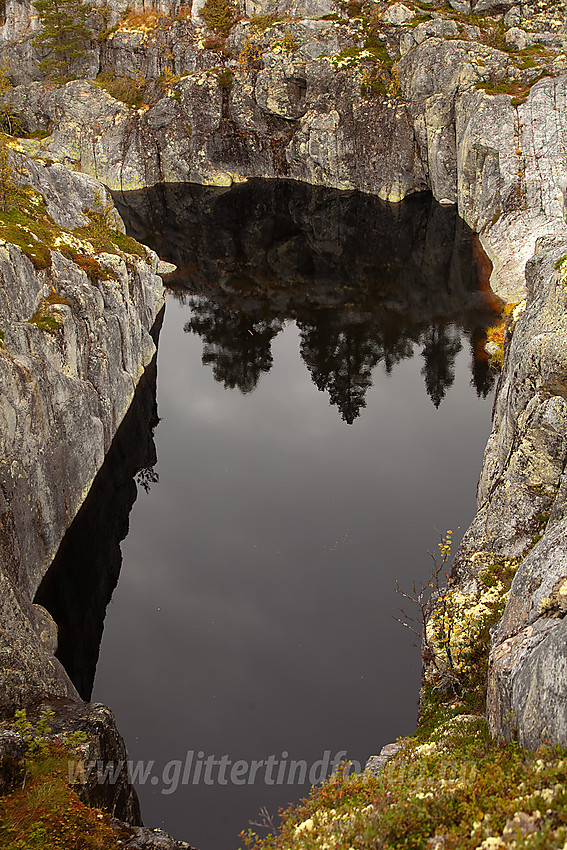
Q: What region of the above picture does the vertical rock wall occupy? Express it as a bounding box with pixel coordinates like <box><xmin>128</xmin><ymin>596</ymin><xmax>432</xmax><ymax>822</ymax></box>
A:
<box><xmin>0</xmin><ymin>155</ymin><xmax>164</xmax><ymax>717</ymax></box>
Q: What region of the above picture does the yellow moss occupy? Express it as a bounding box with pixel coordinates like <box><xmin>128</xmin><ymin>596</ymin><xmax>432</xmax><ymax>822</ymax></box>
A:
<box><xmin>556</xmin><ymin>254</ymin><xmax>567</xmax><ymax>283</ymax></box>
<box><xmin>539</xmin><ymin>577</ymin><xmax>567</xmax><ymax>618</ymax></box>
<box><xmin>114</xmin><ymin>9</ymin><xmax>167</xmax><ymax>35</ymax></box>
<box><xmin>485</xmin><ymin>299</ymin><xmax>525</xmax><ymax>370</ymax></box>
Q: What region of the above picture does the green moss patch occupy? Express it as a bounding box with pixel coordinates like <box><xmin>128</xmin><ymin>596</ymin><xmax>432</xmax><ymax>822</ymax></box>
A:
<box><xmin>28</xmin><ymin>290</ymin><xmax>72</xmax><ymax>333</ymax></box>
<box><xmin>364</xmin><ymin>31</ymin><xmax>394</xmax><ymax>68</ymax></box>
<box><xmin>408</xmin><ymin>12</ymin><xmax>432</xmax><ymax>26</ymax></box>
<box><xmin>0</xmin><ymin>187</ymin><xmax>60</xmax><ymax>269</ymax></box>
<box><xmin>216</xmin><ymin>67</ymin><xmax>233</xmax><ymax>89</ymax></box>
<box><xmin>0</xmin><ymin>221</ymin><xmax>52</xmax><ymax>268</ymax></box>
<box><xmin>0</xmin><ymin>185</ymin><xmax>148</xmax><ymax>289</ymax></box>
<box><xmin>72</xmin><ymin>224</ymin><xmax>148</xmax><ymax>261</ymax></box>
<box><xmin>476</xmin><ymin>79</ymin><xmax>533</xmax><ymax>103</ymax></box>
<box><xmin>248</xmin><ymin>12</ymin><xmax>279</xmax><ymax>30</ymax></box>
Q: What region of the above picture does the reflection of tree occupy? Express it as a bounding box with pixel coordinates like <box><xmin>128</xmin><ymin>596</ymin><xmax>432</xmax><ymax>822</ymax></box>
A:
<box><xmin>135</xmin><ymin>465</ymin><xmax>159</xmax><ymax>494</ymax></box>
<box><xmin>298</xmin><ymin>314</ymin><xmax>414</xmax><ymax>424</ymax></box>
<box><xmin>420</xmin><ymin>324</ymin><xmax>462</xmax><ymax>408</ymax></box>
<box><xmin>469</xmin><ymin>327</ymin><xmax>497</xmax><ymax>399</ymax></box>
<box><xmin>299</xmin><ymin>320</ymin><xmax>379</xmax><ymax>424</ymax></box>
<box><xmin>185</xmin><ymin>298</ymin><xmax>283</xmax><ymax>394</ymax></box>
<box><xmin>186</xmin><ymin>293</ymin><xmax>495</xmax><ymax>417</ymax></box>
<box><xmin>471</xmin><ymin>355</ymin><xmax>497</xmax><ymax>399</ymax></box>
<box><xmin>376</xmin><ymin>324</ymin><xmax>415</xmax><ymax>375</ymax></box>
<box><xmin>118</xmin><ymin>180</ymin><xmax>501</xmax><ymax>417</ymax></box>
<box><xmin>187</xmin><ymin>290</ymin><xmax>496</xmax><ymax>420</ymax></box>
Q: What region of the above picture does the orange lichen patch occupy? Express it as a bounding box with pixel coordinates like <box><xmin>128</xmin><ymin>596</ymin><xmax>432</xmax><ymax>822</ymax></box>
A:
<box><xmin>472</xmin><ymin>234</ymin><xmax>500</xmax><ymax>302</ymax></box>
<box><xmin>485</xmin><ymin>300</ymin><xmax>525</xmax><ymax>369</ymax></box>
<box><xmin>486</xmin><ymin>323</ymin><xmax>505</xmax><ymax>367</ymax></box>
<box><xmin>471</xmin><ymin>233</ymin><xmax>505</xmax><ymax>318</ymax></box>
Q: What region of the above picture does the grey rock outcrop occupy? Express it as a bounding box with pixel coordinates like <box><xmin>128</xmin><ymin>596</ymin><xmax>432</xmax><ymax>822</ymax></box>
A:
<box><xmin>113</xmin><ymin>821</ymin><xmax>196</xmax><ymax>849</ymax></box>
<box><xmin>445</xmin><ymin>236</ymin><xmax>567</xmax><ymax>748</ymax></box>
<box><xmin>0</xmin><ymin>159</ymin><xmax>164</xmax><ymax>606</ymax></box>
<box><xmin>0</xmin><ymin>152</ymin><xmax>164</xmax><ymax>822</ymax></box>
<box><xmin>0</xmin><ymin>699</ymin><xmax>141</xmax><ymax>818</ymax></box>
<box><xmin>365</xmin><ymin>741</ymin><xmax>404</xmax><ymax>776</ymax></box>
<box><xmin>5</xmin><ymin>62</ymin><xmax>428</xmax><ymax>200</ymax></box>
<box><xmin>479</xmin><ymin>242</ymin><xmax>567</xmax><ymax>746</ymax></box>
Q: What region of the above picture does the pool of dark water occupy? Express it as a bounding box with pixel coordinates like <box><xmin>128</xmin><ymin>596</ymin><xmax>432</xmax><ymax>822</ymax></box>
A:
<box><xmin>38</xmin><ymin>181</ymin><xmax>500</xmax><ymax>850</ymax></box>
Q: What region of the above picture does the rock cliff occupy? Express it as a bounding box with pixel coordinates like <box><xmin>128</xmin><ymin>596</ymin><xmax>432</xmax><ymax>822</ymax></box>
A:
<box><xmin>450</xmin><ymin>236</ymin><xmax>567</xmax><ymax>749</ymax></box>
<box><xmin>0</xmin><ymin>154</ymin><xmax>164</xmax><ymax>708</ymax></box>
<box><xmin>0</xmin><ymin>151</ymin><xmax>168</xmax><ymax>831</ymax></box>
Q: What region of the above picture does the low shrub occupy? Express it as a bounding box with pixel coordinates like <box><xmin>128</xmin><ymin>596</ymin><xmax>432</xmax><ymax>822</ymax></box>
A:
<box><xmin>0</xmin><ymin>709</ymin><xmax>117</xmax><ymax>850</ymax></box>
<box><xmin>248</xmin><ymin>12</ymin><xmax>278</xmax><ymax>31</ymax></box>
<box><xmin>217</xmin><ymin>67</ymin><xmax>233</xmax><ymax>89</ymax></box>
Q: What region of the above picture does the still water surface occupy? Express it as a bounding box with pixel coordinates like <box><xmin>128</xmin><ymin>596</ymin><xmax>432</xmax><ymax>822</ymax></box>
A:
<box><xmin>44</xmin><ymin>182</ymin><xmax>500</xmax><ymax>849</ymax></box>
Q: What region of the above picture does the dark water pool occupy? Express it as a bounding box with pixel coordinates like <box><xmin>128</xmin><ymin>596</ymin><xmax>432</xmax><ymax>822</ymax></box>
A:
<box><xmin>37</xmin><ymin>181</ymin><xmax>499</xmax><ymax>850</ymax></box>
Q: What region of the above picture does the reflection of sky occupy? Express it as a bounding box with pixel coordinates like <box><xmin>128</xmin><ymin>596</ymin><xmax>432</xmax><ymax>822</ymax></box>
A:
<box><xmin>94</xmin><ymin>299</ymin><xmax>494</xmax><ymax>850</ymax></box>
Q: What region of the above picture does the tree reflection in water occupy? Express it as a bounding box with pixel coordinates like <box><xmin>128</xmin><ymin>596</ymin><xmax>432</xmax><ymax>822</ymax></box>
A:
<box><xmin>186</xmin><ymin>300</ymin><xmax>283</xmax><ymax>395</ymax></box>
<box><xmin>184</xmin><ymin>297</ymin><xmax>494</xmax><ymax>422</ymax></box>
<box><xmin>114</xmin><ymin>179</ymin><xmax>501</xmax><ymax>422</ymax></box>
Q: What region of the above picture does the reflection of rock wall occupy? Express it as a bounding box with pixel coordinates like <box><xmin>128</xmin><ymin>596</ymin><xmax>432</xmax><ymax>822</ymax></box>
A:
<box><xmin>114</xmin><ymin>181</ymin><xmax>492</xmax><ymax>317</ymax></box>
<box><xmin>35</xmin><ymin>350</ymin><xmax>160</xmax><ymax>702</ymax></box>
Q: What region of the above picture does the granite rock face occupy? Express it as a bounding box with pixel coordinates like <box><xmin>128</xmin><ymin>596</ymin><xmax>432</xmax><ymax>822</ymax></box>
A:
<box><xmin>0</xmin><ymin>159</ymin><xmax>164</xmax><ymax>605</ymax></box>
<box><xmin>0</xmin><ymin>153</ymin><xmax>164</xmax><ymax>821</ymax></box>
<box><xmin>34</xmin><ymin>352</ymin><xmax>160</xmax><ymax>703</ymax></box>
<box><xmin>446</xmin><ymin>238</ymin><xmax>567</xmax><ymax>749</ymax></box>
<box><xmin>5</xmin><ymin>66</ymin><xmax>428</xmax><ymax>201</ymax></box>
<box><xmin>483</xmin><ymin>244</ymin><xmax>567</xmax><ymax>747</ymax></box>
